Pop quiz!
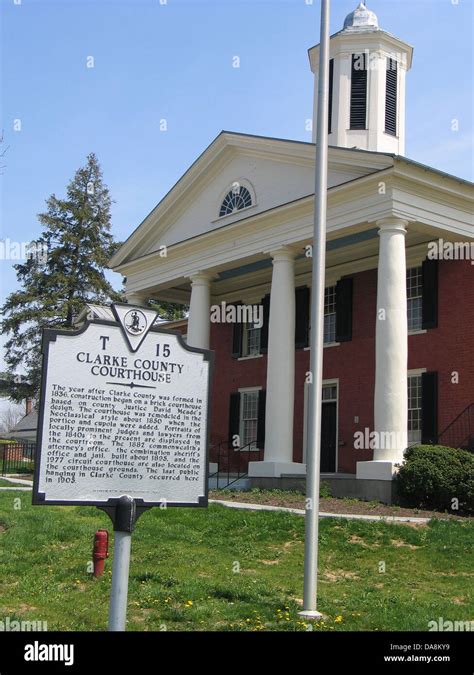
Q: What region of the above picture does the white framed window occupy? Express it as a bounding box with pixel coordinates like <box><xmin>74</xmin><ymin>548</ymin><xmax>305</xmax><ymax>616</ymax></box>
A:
<box><xmin>241</xmin><ymin>321</ymin><xmax>261</xmax><ymax>357</ymax></box>
<box><xmin>239</xmin><ymin>388</ymin><xmax>261</xmax><ymax>450</ymax></box>
<box><xmin>219</xmin><ymin>185</ymin><xmax>252</xmax><ymax>217</ymax></box>
<box><xmin>322</xmin><ymin>383</ymin><xmax>338</xmax><ymax>402</ymax></box>
<box><xmin>324</xmin><ymin>285</ymin><xmax>337</xmax><ymax>343</ymax></box>
<box><xmin>407</xmin><ymin>373</ymin><xmax>423</xmax><ymax>444</ymax></box>
<box><xmin>407</xmin><ymin>267</ymin><xmax>423</xmax><ymax>331</ymax></box>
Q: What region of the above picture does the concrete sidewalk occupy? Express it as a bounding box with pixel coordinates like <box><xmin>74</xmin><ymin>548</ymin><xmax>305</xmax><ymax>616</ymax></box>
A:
<box><xmin>0</xmin><ymin>476</ymin><xmax>33</xmax><ymax>491</ymax></box>
<box><xmin>0</xmin><ymin>476</ymin><xmax>33</xmax><ymax>486</ymax></box>
<box><xmin>0</xmin><ymin>483</ymin><xmax>432</xmax><ymax>523</ymax></box>
<box><xmin>209</xmin><ymin>499</ymin><xmax>430</xmax><ymax>524</ymax></box>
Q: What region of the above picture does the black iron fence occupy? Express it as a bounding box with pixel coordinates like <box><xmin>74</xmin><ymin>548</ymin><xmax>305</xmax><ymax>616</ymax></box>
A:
<box><xmin>437</xmin><ymin>403</ymin><xmax>474</xmax><ymax>452</ymax></box>
<box><xmin>210</xmin><ymin>439</ymin><xmax>263</xmax><ymax>489</ymax></box>
<box><xmin>1</xmin><ymin>441</ymin><xmax>36</xmax><ymax>475</ymax></box>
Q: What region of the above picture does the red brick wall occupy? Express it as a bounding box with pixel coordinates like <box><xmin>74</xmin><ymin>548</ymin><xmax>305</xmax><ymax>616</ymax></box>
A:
<box><xmin>208</xmin><ymin>260</ymin><xmax>474</xmax><ymax>473</ymax></box>
<box><xmin>209</xmin><ymin>321</ymin><xmax>267</xmax><ymax>451</ymax></box>
<box><xmin>408</xmin><ymin>260</ymin><xmax>474</xmax><ymax>436</ymax></box>
<box><xmin>3</xmin><ymin>445</ymin><xmax>24</xmax><ymax>462</ymax></box>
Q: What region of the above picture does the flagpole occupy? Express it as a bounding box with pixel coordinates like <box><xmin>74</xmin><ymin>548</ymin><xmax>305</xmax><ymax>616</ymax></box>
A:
<box><xmin>299</xmin><ymin>0</ymin><xmax>331</xmax><ymax>619</ymax></box>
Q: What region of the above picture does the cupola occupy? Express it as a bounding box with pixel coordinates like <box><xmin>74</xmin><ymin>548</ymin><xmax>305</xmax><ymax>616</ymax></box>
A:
<box><xmin>309</xmin><ymin>3</ymin><xmax>413</xmax><ymax>155</ymax></box>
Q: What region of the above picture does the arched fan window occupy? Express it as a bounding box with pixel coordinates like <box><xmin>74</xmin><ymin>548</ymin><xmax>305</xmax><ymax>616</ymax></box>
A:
<box><xmin>219</xmin><ymin>185</ymin><xmax>252</xmax><ymax>217</ymax></box>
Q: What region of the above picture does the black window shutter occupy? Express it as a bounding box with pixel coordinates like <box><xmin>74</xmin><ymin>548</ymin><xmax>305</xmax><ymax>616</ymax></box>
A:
<box><xmin>256</xmin><ymin>390</ymin><xmax>266</xmax><ymax>449</ymax></box>
<box><xmin>385</xmin><ymin>58</ymin><xmax>397</xmax><ymax>136</ymax></box>
<box><xmin>350</xmin><ymin>53</ymin><xmax>367</xmax><ymax>130</ymax></box>
<box><xmin>328</xmin><ymin>58</ymin><xmax>334</xmax><ymax>135</ymax></box>
<box><xmin>231</xmin><ymin>308</ymin><xmax>243</xmax><ymax>358</ymax></box>
<box><xmin>228</xmin><ymin>392</ymin><xmax>241</xmax><ymax>446</ymax></box>
<box><xmin>422</xmin><ymin>258</ymin><xmax>438</xmax><ymax>330</ymax></box>
<box><xmin>421</xmin><ymin>372</ymin><xmax>438</xmax><ymax>444</ymax></box>
<box><xmin>259</xmin><ymin>294</ymin><xmax>271</xmax><ymax>354</ymax></box>
<box><xmin>335</xmin><ymin>278</ymin><xmax>353</xmax><ymax>342</ymax></box>
<box><xmin>295</xmin><ymin>286</ymin><xmax>310</xmax><ymax>348</ymax></box>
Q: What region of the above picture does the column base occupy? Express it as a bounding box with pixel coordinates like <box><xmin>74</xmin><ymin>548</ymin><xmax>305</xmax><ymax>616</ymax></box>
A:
<box><xmin>356</xmin><ymin>460</ymin><xmax>398</xmax><ymax>481</ymax></box>
<box><xmin>298</xmin><ymin>609</ymin><xmax>325</xmax><ymax>620</ymax></box>
<box><xmin>248</xmin><ymin>461</ymin><xmax>306</xmax><ymax>478</ymax></box>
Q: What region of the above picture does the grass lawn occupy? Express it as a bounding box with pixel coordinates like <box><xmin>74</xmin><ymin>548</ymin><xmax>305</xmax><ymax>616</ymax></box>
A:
<box><xmin>0</xmin><ymin>479</ymin><xmax>18</xmax><ymax>487</ymax></box>
<box><xmin>0</xmin><ymin>490</ymin><xmax>472</xmax><ymax>632</ymax></box>
<box><xmin>210</xmin><ymin>488</ymin><xmax>472</xmax><ymax>519</ymax></box>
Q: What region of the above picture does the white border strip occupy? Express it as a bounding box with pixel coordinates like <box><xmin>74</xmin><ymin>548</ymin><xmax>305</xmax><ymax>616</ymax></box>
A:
<box><xmin>210</xmin><ymin>499</ymin><xmax>431</xmax><ymax>524</ymax></box>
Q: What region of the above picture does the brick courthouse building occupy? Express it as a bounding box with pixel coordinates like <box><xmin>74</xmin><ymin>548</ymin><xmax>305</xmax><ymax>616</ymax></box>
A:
<box><xmin>110</xmin><ymin>4</ymin><xmax>474</xmax><ymax>497</ymax></box>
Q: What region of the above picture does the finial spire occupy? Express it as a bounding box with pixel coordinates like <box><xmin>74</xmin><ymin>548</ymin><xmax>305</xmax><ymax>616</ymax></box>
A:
<box><xmin>343</xmin><ymin>1</ymin><xmax>379</xmax><ymax>30</ymax></box>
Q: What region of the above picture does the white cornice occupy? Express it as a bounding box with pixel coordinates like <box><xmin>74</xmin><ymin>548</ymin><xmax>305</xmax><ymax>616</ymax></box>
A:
<box><xmin>309</xmin><ymin>29</ymin><xmax>414</xmax><ymax>72</ymax></box>
<box><xmin>110</xmin><ymin>134</ymin><xmax>394</xmax><ymax>269</ymax></box>
<box><xmin>140</xmin><ymin>240</ymin><xmax>433</xmax><ymax>306</ymax></box>
<box><xmin>116</xmin><ymin>154</ymin><xmax>473</xmax><ymax>302</ymax></box>
<box><xmin>114</xmin><ymin>169</ymin><xmax>393</xmax><ymax>278</ymax></box>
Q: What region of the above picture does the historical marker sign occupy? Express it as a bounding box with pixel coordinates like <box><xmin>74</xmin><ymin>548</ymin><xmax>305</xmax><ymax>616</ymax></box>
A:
<box><xmin>33</xmin><ymin>304</ymin><xmax>213</xmax><ymax>508</ymax></box>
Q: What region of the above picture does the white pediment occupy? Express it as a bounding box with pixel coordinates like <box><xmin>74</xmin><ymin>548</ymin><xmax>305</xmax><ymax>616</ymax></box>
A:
<box><xmin>151</xmin><ymin>157</ymin><xmax>367</xmax><ymax>252</ymax></box>
<box><xmin>111</xmin><ymin>132</ymin><xmax>393</xmax><ymax>267</ymax></box>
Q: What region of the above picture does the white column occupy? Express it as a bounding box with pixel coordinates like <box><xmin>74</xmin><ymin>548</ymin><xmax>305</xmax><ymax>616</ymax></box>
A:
<box><xmin>187</xmin><ymin>272</ymin><xmax>213</xmax><ymax>349</ymax></box>
<box><xmin>187</xmin><ymin>272</ymin><xmax>215</xmax><ymax>474</ymax></box>
<box><xmin>357</xmin><ymin>218</ymin><xmax>408</xmax><ymax>480</ymax></box>
<box><xmin>248</xmin><ymin>247</ymin><xmax>305</xmax><ymax>478</ymax></box>
<box><xmin>126</xmin><ymin>291</ymin><xmax>147</xmax><ymax>306</ymax></box>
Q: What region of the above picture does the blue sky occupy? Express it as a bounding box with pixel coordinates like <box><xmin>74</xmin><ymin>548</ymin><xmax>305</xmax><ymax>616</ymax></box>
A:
<box><xmin>0</xmin><ymin>0</ymin><xmax>473</xmax><ymax>372</ymax></box>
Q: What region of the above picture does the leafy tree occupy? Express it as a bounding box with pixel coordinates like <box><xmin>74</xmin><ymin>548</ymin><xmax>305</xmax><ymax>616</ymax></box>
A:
<box><xmin>149</xmin><ymin>299</ymin><xmax>188</xmax><ymax>322</ymax></box>
<box><xmin>1</xmin><ymin>153</ymin><xmax>123</xmax><ymax>401</ymax></box>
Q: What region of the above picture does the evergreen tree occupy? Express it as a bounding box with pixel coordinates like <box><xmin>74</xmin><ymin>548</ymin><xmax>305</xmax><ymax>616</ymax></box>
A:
<box><xmin>1</xmin><ymin>153</ymin><xmax>123</xmax><ymax>401</ymax></box>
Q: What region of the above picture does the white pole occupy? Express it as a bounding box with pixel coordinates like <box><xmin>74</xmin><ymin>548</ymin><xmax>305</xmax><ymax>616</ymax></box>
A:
<box><xmin>108</xmin><ymin>531</ymin><xmax>132</xmax><ymax>631</ymax></box>
<box><xmin>299</xmin><ymin>0</ymin><xmax>331</xmax><ymax>619</ymax></box>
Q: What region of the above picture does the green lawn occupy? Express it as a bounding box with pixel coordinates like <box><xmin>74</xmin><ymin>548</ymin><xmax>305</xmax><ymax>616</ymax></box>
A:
<box><xmin>0</xmin><ymin>490</ymin><xmax>472</xmax><ymax>631</ymax></box>
<box><xmin>0</xmin><ymin>479</ymin><xmax>17</xmax><ymax>487</ymax></box>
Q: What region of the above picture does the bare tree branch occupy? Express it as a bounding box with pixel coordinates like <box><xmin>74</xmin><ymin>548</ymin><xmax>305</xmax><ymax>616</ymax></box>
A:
<box><xmin>0</xmin><ymin>404</ymin><xmax>24</xmax><ymax>433</ymax></box>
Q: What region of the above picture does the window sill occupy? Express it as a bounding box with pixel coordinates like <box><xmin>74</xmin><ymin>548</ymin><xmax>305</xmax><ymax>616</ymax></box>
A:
<box><xmin>211</xmin><ymin>203</ymin><xmax>257</xmax><ymax>224</ymax></box>
<box><xmin>234</xmin><ymin>447</ymin><xmax>261</xmax><ymax>452</ymax></box>
<box><xmin>408</xmin><ymin>329</ymin><xmax>427</xmax><ymax>336</ymax></box>
<box><xmin>304</xmin><ymin>342</ymin><xmax>341</xmax><ymax>350</ymax></box>
<box><xmin>238</xmin><ymin>354</ymin><xmax>263</xmax><ymax>361</ymax></box>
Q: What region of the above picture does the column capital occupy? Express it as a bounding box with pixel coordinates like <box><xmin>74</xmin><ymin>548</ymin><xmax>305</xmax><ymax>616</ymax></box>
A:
<box><xmin>376</xmin><ymin>217</ymin><xmax>409</xmax><ymax>235</ymax></box>
<box><xmin>187</xmin><ymin>270</ymin><xmax>218</xmax><ymax>285</ymax></box>
<box><xmin>265</xmin><ymin>245</ymin><xmax>298</xmax><ymax>263</ymax></box>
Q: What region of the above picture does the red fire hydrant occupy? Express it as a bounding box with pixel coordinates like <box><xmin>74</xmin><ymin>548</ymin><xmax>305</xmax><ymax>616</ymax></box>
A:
<box><xmin>92</xmin><ymin>529</ymin><xmax>109</xmax><ymax>577</ymax></box>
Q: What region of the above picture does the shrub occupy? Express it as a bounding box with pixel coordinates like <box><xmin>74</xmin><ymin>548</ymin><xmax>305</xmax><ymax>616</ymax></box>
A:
<box><xmin>320</xmin><ymin>480</ymin><xmax>332</xmax><ymax>499</ymax></box>
<box><xmin>396</xmin><ymin>444</ymin><xmax>474</xmax><ymax>513</ymax></box>
<box><xmin>15</xmin><ymin>465</ymin><xmax>34</xmax><ymax>475</ymax></box>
